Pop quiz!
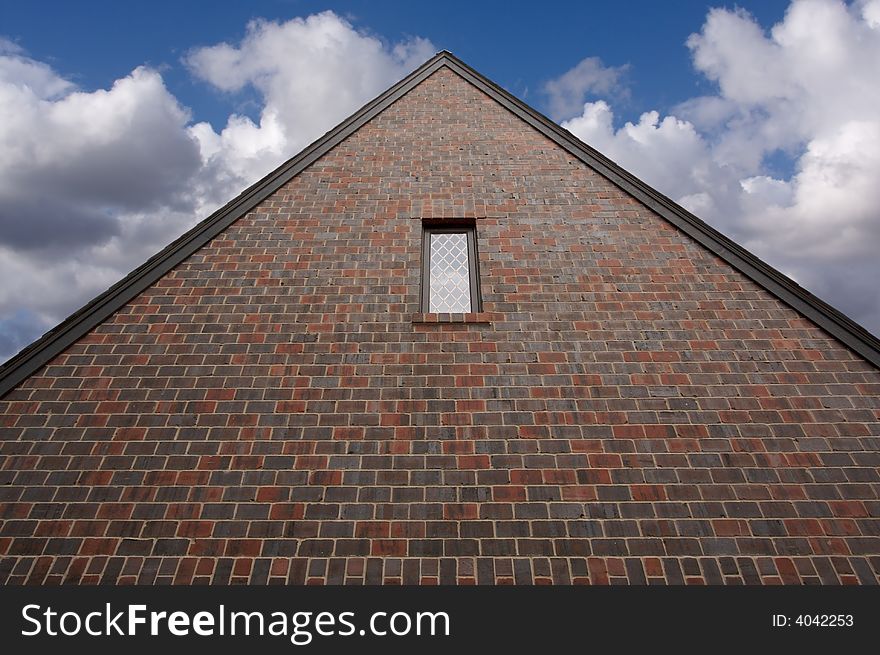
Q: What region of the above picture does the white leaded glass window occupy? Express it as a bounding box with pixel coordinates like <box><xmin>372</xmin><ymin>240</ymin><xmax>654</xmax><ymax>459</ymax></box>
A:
<box><xmin>421</xmin><ymin>226</ymin><xmax>480</xmax><ymax>313</ymax></box>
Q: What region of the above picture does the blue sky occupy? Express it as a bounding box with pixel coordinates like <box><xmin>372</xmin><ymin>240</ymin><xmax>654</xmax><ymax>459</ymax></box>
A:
<box><xmin>1</xmin><ymin>0</ymin><xmax>879</xmax><ymax>361</ymax></box>
<box><xmin>2</xmin><ymin>1</ymin><xmax>791</xmax><ymax>130</ymax></box>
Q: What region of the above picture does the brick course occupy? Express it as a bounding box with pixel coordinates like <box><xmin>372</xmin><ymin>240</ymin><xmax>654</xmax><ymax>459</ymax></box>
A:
<box><xmin>1</xmin><ymin>67</ymin><xmax>879</xmax><ymax>584</ymax></box>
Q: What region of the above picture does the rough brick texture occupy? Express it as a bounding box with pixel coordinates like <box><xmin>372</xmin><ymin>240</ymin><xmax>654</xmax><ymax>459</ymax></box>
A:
<box><xmin>2</xmin><ymin>67</ymin><xmax>879</xmax><ymax>585</ymax></box>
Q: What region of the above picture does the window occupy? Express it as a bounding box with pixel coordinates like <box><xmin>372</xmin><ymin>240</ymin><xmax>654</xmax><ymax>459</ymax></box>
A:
<box><xmin>421</xmin><ymin>225</ymin><xmax>481</xmax><ymax>313</ymax></box>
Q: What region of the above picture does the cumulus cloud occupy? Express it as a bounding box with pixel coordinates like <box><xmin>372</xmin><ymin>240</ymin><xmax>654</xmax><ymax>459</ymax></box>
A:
<box><xmin>559</xmin><ymin>0</ymin><xmax>880</xmax><ymax>336</ymax></box>
<box><xmin>185</xmin><ymin>12</ymin><xmax>434</xmax><ymax>187</ymax></box>
<box><xmin>543</xmin><ymin>56</ymin><xmax>628</xmax><ymax>121</ymax></box>
<box><xmin>0</xmin><ymin>66</ymin><xmax>203</xmax><ymax>249</ymax></box>
<box><xmin>0</xmin><ymin>12</ymin><xmax>435</xmax><ymax>362</ymax></box>
<box><xmin>0</xmin><ymin>43</ymin><xmax>209</xmax><ymax>359</ymax></box>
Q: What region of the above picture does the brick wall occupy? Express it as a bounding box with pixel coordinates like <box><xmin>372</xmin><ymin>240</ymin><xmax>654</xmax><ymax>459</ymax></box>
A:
<box><xmin>1</xmin><ymin>67</ymin><xmax>879</xmax><ymax>584</ymax></box>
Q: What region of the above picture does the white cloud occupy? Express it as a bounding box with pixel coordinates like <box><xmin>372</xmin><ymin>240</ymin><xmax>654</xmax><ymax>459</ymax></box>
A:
<box><xmin>185</xmin><ymin>11</ymin><xmax>434</xmax><ymax>187</ymax></box>
<box><xmin>563</xmin><ymin>102</ymin><xmax>725</xmax><ymax>204</ymax></box>
<box><xmin>0</xmin><ymin>46</ymin><xmax>206</xmax><ymax>351</ymax></box>
<box><xmin>542</xmin><ymin>56</ymin><xmax>628</xmax><ymax>121</ymax></box>
<box><xmin>0</xmin><ymin>39</ymin><xmax>72</xmax><ymax>99</ymax></box>
<box><xmin>559</xmin><ymin>0</ymin><xmax>880</xmax><ymax>336</ymax></box>
<box><xmin>0</xmin><ymin>12</ymin><xmax>435</xmax><ymax>362</ymax></box>
<box><xmin>0</xmin><ymin>66</ymin><xmax>202</xmax><ymax>218</ymax></box>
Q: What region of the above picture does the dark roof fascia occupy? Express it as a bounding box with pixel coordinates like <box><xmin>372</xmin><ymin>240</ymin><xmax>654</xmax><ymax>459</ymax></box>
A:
<box><xmin>439</xmin><ymin>53</ymin><xmax>880</xmax><ymax>370</ymax></box>
<box><xmin>0</xmin><ymin>51</ymin><xmax>453</xmax><ymax>399</ymax></box>
<box><xmin>1</xmin><ymin>51</ymin><xmax>878</xmax><ymax>399</ymax></box>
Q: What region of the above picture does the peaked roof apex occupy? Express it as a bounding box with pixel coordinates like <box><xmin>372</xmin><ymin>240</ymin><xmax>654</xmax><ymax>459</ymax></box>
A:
<box><xmin>0</xmin><ymin>50</ymin><xmax>878</xmax><ymax>398</ymax></box>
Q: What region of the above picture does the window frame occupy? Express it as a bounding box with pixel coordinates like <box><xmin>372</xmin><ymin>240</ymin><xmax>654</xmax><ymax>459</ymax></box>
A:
<box><xmin>420</xmin><ymin>224</ymin><xmax>482</xmax><ymax>313</ymax></box>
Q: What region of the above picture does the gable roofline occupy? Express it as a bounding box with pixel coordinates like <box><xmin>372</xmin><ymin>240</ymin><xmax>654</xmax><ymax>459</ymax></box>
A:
<box><xmin>1</xmin><ymin>52</ymin><xmax>879</xmax><ymax>398</ymax></box>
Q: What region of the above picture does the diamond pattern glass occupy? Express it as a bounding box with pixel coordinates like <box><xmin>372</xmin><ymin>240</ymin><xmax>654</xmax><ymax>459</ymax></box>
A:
<box><xmin>429</xmin><ymin>232</ymin><xmax>471</xmax><ymax>313</ymax></box>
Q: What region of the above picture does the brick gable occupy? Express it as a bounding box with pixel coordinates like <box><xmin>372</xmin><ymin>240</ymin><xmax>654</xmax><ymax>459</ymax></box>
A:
<box><xmin>1</xmin><ymin>66</ymin><xmax>879</xmax><ymax>584</ymax></box>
